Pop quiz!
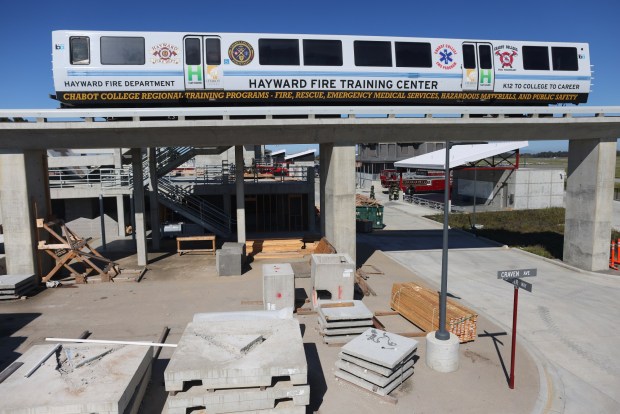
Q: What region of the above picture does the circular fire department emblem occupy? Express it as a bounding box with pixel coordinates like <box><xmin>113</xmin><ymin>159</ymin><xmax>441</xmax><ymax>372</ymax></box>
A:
<box><xmin>495</xmin><ymin>50</ymin><xmax>518</xmax><ymax>69</ymax></box>
<box><xmin>228</xmin><ymin>41</ymin><xmax>254</xmax><ymax>66</ymax></box>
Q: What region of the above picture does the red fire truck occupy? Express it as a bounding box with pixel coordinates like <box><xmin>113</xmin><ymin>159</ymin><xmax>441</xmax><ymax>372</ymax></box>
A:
<box><xmin>380</xmin><ymin>169</ymin><xmax>449</xmax><ymax>194</ymax></box>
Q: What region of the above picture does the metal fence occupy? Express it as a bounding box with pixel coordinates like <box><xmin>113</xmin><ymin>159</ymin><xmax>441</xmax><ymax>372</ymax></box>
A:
<box><xmin>49</xmin><ymin>168</ymin><xmax>132</xmax><ymax>190</ymax></box>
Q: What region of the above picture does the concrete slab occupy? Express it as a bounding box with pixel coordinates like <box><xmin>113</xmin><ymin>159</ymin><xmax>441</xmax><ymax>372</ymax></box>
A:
<box><xmin>318</xmin><ymin>318</ymin><xmax>371</xmax><ymax>336</ymax></box>
<box><xmin>340</xmin><ymin>328</ymin><xmax>418</xmax><ymax>369</ymax></box>
<box><xmin>335</xmin><ymin>357</ymin><xmax>415</xmax><ymax>387</ymax></box>
<box><xmin>0</xmin><ymin>274</ymin><xmax>35</xmax><ymax>289</ymax></box>
<box><xmin>338</xmin><ymin>351</ymin><xmax>416</xmax><ymax>377</ymax></box>
<box><xmin>0</xmin><ymin>343</ymin><xmax>152</xmax><ymax>414</ymax></box>
<box><xmin>334</xmin><ymin>366</ymin><xmax>414</xmax><ymax>397</ymax></box>
<box><xmin>318</xmin><ymin>312</ymin><xmax>373</xmax><ymax>328</ymax></box>
<box><xmin>322</xmin><ymin>333</ymin><xmax>361</xmax><ymax>345</ymax></box>
<box><xmin>164</xmin><ymin>319</ymin><xmax>307</xmax><ymax>391</ymax></box>
<box><xmin>317</xmin><ymin>300</ymin><xmax>373</xmax><ymax>321</ymax></box>
<box><xmin>166</xmin><ymin>381</ymin><xmax>309</xmax><ymax>414</ymax></box>
<box><xmin>166</xmin><ymin>399</ymin><xmax>307</xmax><ymax>414</ymax></box>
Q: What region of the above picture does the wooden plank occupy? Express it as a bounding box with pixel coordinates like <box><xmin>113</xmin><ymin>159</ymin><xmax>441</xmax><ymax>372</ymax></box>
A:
<box><xmin>374</xmin><ymin>311</ymin><xmax>400</xmax><ymax>317</ymax></box>
<box><xmin>320</xmin><ymin>302</ymin><xmax>354</xmax><ymax>309</ymax></box>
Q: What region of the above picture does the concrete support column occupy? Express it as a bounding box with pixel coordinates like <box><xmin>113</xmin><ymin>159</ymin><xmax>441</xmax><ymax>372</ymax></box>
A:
<box><xmin>131</xmin><ymin>148</ymin><xmax>148</xmax><ymax>266</ymax></box>
<box><xmin>235</xmin><ymin>145</ymin><xmax>246</xmax><ymax>244</ymax></box>
<box><xmin>113</xmin><ymin>148</ymin><xmax>125</xmax><ymax>236</ymax></box>
<box><xmin>563</xmin><ymin>138</ymin><xmax>617</xmax><ymax>271</ymax></box>
<box><xmin>0</xmin><ymin>150</ymin><xmax>50</xmax><ymax>277</ymax></box>
<box><xmin>320</xmin><ymin>144</ymin><xmax>356</xmax><ymax>261</ymax></box>
<box><xmin>148</xmin><ymin>148</ymin><xmax>160</xmax><ymax>250</ymax></box>
<box><xmin>307</xmin><ymin>167</ymin><xmax>316</xmax><ymax>234</ymax></box>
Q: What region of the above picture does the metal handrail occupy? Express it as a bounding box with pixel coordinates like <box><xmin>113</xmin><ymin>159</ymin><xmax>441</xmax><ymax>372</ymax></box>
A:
<box><xmin>49</xmin><ymin>167</ymin><xmax>131</xmax><ymax>190</ymax></box>
<box><xmin>403</xmin><ymin>194</ymin><xmax>452</xmax><ymax>212</ymax></box>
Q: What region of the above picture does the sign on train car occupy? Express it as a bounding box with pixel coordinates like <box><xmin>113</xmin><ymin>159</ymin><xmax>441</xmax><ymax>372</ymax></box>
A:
<box><xmin>51</xmin><ymin>31</ymin><xmax>591</xmax><ymax>107</ymax></box>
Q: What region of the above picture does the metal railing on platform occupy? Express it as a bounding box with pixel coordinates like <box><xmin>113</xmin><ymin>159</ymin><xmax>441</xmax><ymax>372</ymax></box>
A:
<box><xmin>49</xmin><ymin>168</ymin><xmax>131</xmax><ymax>190</ymax></box>
<box><xmin>402</xmin><ymin>194</ymin><xmax>452</xmax><ymax>212</ymax></box>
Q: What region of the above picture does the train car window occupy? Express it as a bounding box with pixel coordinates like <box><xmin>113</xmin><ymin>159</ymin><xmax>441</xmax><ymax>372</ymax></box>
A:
<box><xmin>479</xmin><ymin>45</ymin><xmax>492</xmax><ymax>69</ymax></box>
<box><xmin>354</xmin><ymin>41</ymin><xmax>392</xmax><ymax>67</ymax></box>
<box><xmin>395</xmin><ymin>42</ymin><xmax>432</xmax><ymax>68</ymax></box>
<box><xmin>70</xmin><ymin>37</ymin><xmax>90</xmax><ymax>65</ymax></box>
<box><xmin>185</xmin><ymin>38</ymin><xmax>201</xmax><ymax>65</ymax></box>
<box><xmin>523</xmin><ymin>46</ymin><xmax>550</xmax><ymax>70</ymax></box>
<box><xmin>303</xmin><ymin>39</ymin><xmax>342</xmax><ymax>66</ymax></box>
<box><xmin>206</xmin><ymin>38</ymin><xmax>221</xmax><ymax>65</ymax></box>
<box><xmin>552</xmin><ymin>47</ymin><xmax>578</xmax><ymax>71</ymax></box>
<box><xmin>463</xmin><ymin>44</ymin><xmax>476</xmax><ymax>69</ymax></box>
<box><xmin>100</xmin><ymin>37</ymin><xmax>145</xmax><ymax>65</ymax></box>
<box><xmin>259</xmin><ymin>39</ymin><xmax>300</xmax><ymax>65</ymax></box>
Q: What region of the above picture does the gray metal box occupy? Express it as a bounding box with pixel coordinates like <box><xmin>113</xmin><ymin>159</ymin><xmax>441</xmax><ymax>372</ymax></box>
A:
<box><xmin>311</xmin><ymin>254</ymin><xmax>355</xmax><ymax>307</ymax></box>
<box><xmin>262</xmin><ymin>263</ymin><xmax>295</xmax><ymax>311</ymax></box>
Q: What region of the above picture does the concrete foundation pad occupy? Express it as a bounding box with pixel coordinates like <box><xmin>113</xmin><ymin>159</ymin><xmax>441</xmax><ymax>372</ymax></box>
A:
<box><xmin>0</xmin><ymin>343</ymin><xmax>152</xmax><ymax>414</ymax></box>
<box><xmin>334</xmin><ymin>366</ymin><xmax>414</xmax><ymax>397</ymax></box>
<box><xmin>166</xmin><ymin>381</ymin><xmax>309</xmax><ymax>414</ymax></box>
<box><xmin>335</xmin><ymin>357</ymin><xmax>415</xmax><ymax>387</ymax></box>
<box><xmin>164</xmin><ymin>319</ymin><xmax>307</xmax><ymax>392</ymax></box>
<box><xmin>341</xmin><ymin>328</ymin><xmax>418</xmax><ymax>369</ymax></box>
<box><xmin>339</xmin><ymin>351</ymin><xmax>416</xmax><ymax>377</ymax></box>
<box><xmin>425</xmin><ymin>331</ymin><xmax>459</xmax><ymax>373</ymax></box>
<box><xmin>317</xmin><ymin>300</ymin><xmax>373</xmax><ymax>321</ymax></box>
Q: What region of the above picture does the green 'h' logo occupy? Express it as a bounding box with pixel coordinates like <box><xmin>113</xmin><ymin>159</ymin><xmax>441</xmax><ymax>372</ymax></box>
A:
<box><xmin>187</xmin><ymin>65</ymin><xmax>202</xmax><ymax>82</ymax></box>
<box><xmin>479</xmin><ymin>69</ymin><xmax>493</xmax><ymax>84</ymax></box>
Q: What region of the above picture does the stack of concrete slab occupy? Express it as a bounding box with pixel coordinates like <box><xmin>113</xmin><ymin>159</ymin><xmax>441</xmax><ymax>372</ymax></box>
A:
<box><xmin>317</xmin><ymin>299</ymin><xmax>374</xmax><ymax>345</ymax></box>
<box><xmin>164</xmin><ymin>318</ymin><xmax>309</xmax><ymax>414</ymax></box>
<box><xmin>0</xmin><ymin>274</ymin><xmax>36</xmax><ymax>300</ymax></box>
<box><xmin>262</xmin><ymin>263</ymin><xmax>295</xmax><ymax>311</ymax></box>
<box><xmin>0</xmin><ymin>343</ymin><xmax>152</xmax><ymax>413</ymax></box>
<box><xmin>335</xmin><ymin>328</ymin><xmax>418</xmax><ymax>397</ymax></box>
<box><xmin>311</xmin><ymin>253</ymin><xmax>355</xmax><ymax>307</ymax></box>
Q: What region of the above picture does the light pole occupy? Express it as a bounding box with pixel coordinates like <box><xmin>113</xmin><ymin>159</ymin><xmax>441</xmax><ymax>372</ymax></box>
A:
<box><xmin>435</xmin><ymin>139</ymin><xmax>451</xmax><ymax>341</ymax></box>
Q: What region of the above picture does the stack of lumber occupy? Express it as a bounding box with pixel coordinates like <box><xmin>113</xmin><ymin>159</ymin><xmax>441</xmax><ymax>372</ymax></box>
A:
<box><xmin>313</xmin><ymin>237</ymin><xmax>336</xmax><ymax>254</ymax></box>
<box><xmin>355</xmin><ymin>194</ymin><xmax>382</xmax><ymax>207</ymax></box>
<box><xmin>246</xmin><ymin>238</ymin><xmax>320</xmax><ymax>260</ymax></box>
<box><xmin>390</xmin><ymin>282</ymin><xmax>477</xmax><ymax>343</ymax></box>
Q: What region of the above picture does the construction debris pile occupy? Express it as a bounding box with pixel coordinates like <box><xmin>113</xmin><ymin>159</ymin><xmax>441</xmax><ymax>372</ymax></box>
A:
<box><xmin>355</xmin><ymin>194</ymin><xmax>382</xmax><ymax>207</ymax></box>
<box><xmin>317</xmin><ymin>300</ymin><xmax>374</xmax><ymax>345</ymax></box>
<box><xmin>391</xmin><ymin>282</ymin><xmax>478</xmax><ymax>343</ymax></box>
<box><xmin>164</xmin><ymin>318</ymin><xmax>309</xmax><ymax>414</ymax></box>
<box><xmin>335</xmin><ymin>328</ymin><xmax>418</xmax><ymax>397</ymax></box>
<box><xmin>0</xmin><ymin>274</ymin><xmax>36</xmax><ymax>300</ymax></box>
<box><xmin>0</xmin><ymin>343</ymin><xmax>152</xmax><ymax>413</ymax></box>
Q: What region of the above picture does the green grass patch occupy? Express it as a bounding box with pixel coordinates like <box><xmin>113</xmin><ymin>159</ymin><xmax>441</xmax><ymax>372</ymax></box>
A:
<box><xmin>426</xmin><ymin>208</ymin><xmax>620</xmax><ymax>260</ymax></box>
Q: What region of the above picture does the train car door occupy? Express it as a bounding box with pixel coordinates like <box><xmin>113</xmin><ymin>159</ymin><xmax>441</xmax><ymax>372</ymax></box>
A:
<box><xmin>462</xmin><ymin>42</ymin><xmax>495</xmax><ymax>91</ymax></box>
<box><xmin>183</xmin><ymin>36</ymin><xmax>222</xmax><ymax>90</ymax></box>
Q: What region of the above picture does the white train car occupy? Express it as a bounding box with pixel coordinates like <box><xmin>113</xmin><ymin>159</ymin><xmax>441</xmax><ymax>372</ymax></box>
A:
<box><xmin>51</xmin><ymin>30</ymin><xmax>591</xmax><ymax>107</ymax></box>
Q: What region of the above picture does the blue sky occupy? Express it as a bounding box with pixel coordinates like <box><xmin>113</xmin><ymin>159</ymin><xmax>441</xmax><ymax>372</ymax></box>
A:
<box><xmin>1</xmin><ymin>0</ymin><xmax>618</xmax><ymax>153</ymax></box>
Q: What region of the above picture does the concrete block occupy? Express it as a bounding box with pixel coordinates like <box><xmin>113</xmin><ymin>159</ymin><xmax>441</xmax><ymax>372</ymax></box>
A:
<box><xmin>425</xmin><ymin>331</ymin><xmax>459</xmax><ymax>373</ymax></box>
<box><xmin>0</xmin><ymin>274</ymin><xmax>35</xmax><ymax>289</ymax></box>
<box><xmin>341</xmin><ymin>328</ymin><xmax>418</xmax><ymax>369</ymax></box>
<box><xmin>311</xmin><ymin>254</ymin><xmax>355</xmax><ymax>306</ymax></box>
<box><xmin>317</xmin><ymin>300</ymin><xmax>373</xmax><ymax>322</ymax></box>
<box><xmin>318</xmin><ymin>312</ymin><xmax>373</xmax><ymax>328</ymax></box>
<box><xmin>336</xmin><ymin>357</ymin><xmax>415</xmax><ymax>387</ymax></box>
<box><xmin>166</xmin><ymin>381</ymin><xmax>309</xmax><ymax>414</ymax></box>
<box><xmin>216</xmin><ymin>248</ymin><xmax>242</xmax><ymax>276</ymax></box>
<box><xmin>262</xmin><ymin>263</ymin><xmax>295</xmax><ymax>311</ymax></box>
<box><xmin>322</xmin><ymin>333</ymin><xmax>361</xmax><ymax>345</ymax></box>
<box><xmin>318</xmin><ymin>318</ymin><xmax>372</xmax><ymax>336</ymax></box>
<box><xmin>334</xmin><ymin>366</ymin><xmax>414</xmax><ymax>397</ymax></box>
<box><xmin>339</xmin><ymin>351</ymin><xmax>416</xmax><ymax>377</ymax></box>
<box><xmin>0</xmin><ymin>343</ymin><xmax>152</xmax><ymax>414</ymax></box>
<box><xmin>164</xmin><ymin>319</ymin><xmax>307</xmax><ymax>392</ymax></box>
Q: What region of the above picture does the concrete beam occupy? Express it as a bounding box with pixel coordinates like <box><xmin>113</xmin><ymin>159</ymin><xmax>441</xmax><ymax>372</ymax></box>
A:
<box><xmin>131</xmin><ymin>148</ymin><xmax>147</xmax><ymax>266</ymax></box>
<box><xmin>235</xmin><ymin>145</ymin><xmax>246</xmax><ymax>244</ymax></box>
<box><xmin>2</xmin><ymin>117</ymin><xmax>620</xmax><ymax>149</ymax></box>
<box><xmin>0</xmin><ymin>150</ymin><xmax>50</xmax><ymax>277</ymax></box>
<box><xmin>321</xmin><ymin>144</ymin><xmax>356</xmax><ymax>261</ymax></box>
<box><xmin>563</xmin><ymin>138</ymin><xmax>617</xmax><ymax>271</ymax></box>
<box><xmin>148</xmin><ymin>148</ymin><xmax>160</xmax><ymax>250</ymax></box>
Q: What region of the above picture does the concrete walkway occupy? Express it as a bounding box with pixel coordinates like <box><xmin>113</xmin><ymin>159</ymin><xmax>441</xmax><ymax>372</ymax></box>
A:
<box><xmin>359</xmin><ymin>190</ymin><xmax>620</xmax><ymax>413</ymax></box>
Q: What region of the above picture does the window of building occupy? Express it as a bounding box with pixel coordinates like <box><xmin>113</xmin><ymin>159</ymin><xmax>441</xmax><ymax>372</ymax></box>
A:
<box><xmin>552</xmin><ymin>47</ymin><xmax>578</xmax><ymax>71</ymax></box>
<box><xmin>354</xmin><ymin>41</ymin><xmax>392</xmax><ymax>67</ymax></box>
<box><xmin>206</xmin><ymin>38</ymin><xmax>221</xmax><ymax>65</ymax></box>
<box><xmin>523</xmin><ymin>46</ymin><xmax>550</xmax><ymax>70</ymax></box>
<box><xmin>259</xmin><ymin>39</ymin><xmax>300</xmax><ymax>65</ymax></box>
<box><xmin>70</xmin><ymin>37</ymin><xmax>90</xmax><ymax>65</ymax></box>
<box><xmin>100</xmin><ymin>36</ymin><xmax>145</xmax><ymax>65</ymax></box>
<box><xmin>303</xmin><ymin>39</ymin><xmax>342</xmax><ymax>66</ymax></box>
<box><xmin>185</xmin><ymin>38</ymin><xmax>201</xmax><ymax>65</ymax></box>
<box><xmin>395</xmin><ymin>42</ymin><xmax>432</xmax><ymax>68</ymax></box>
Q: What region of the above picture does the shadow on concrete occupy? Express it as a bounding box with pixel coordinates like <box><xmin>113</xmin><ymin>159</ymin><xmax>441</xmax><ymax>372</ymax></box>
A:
<box><xmin>0</xmin><ymin>313</ymin><xmax>41</xmax><ymax>372</ymax></box>
<box><xmin>304</xmin><ymin>343</ymin><xmax>327</xmax><ymax>412</ymax></box>
<box><xmin>138</xmin><ymin>358</ymin><xmax>170</xmax><ymax>414</ymax></box>
<box><xmin>479</xmin><ymin>330</ymin><xmax>510</xmax><ymax>385</ymax></box>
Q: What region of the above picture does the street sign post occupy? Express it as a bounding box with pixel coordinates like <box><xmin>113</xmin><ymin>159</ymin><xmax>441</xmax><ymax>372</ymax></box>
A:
<box><xmin>497</xmin><ymin>268</ymin><xmax>536</xmax><ymax>390</ymax></box>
